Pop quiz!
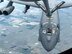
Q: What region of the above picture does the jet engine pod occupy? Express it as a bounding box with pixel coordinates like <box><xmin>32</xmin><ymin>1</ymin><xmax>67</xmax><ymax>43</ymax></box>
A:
<box><xmin>21</xmin><ymin>0</ymin><xmax>40</xmax><ymax>2</ymax></box>
<box><xmin>3</xmin><ymin>6</ymin><xmax>15</xmax><ymax>15</ymax></box>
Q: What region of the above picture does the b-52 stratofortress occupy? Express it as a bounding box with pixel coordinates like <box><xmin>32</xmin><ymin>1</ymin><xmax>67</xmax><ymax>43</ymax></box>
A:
<box><xmin>0</xmin><ymin>0</ymin><xmax>72</xmax><ymax>52</ymax></box>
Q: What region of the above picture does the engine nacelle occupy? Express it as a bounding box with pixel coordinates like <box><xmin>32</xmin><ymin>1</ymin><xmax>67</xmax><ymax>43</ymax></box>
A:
<box><xmin>3</xmin><ymin>6</ymin><xmax>15</xmax><ymax>15</ymax></box>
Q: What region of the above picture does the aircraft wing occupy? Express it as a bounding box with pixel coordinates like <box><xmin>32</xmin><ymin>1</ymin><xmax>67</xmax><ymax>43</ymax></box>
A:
<box><xmin>56</xmin><ymin>1</ymin><xmax>72</xmax><ymax>9</ymax></box>
<box><xmin>60</xmin><ymin>2</ymin><xmax>72</xmax><ymax>8</ymax></box>
<box><xmin>8</xmin><ymin>0</ymin><xmax>44</xmax><ymax>8</ymax></box>
<box><xmin>8</xmin><ymin>0</ymin><xmax>72</xmax><ymax>9</ymax></box>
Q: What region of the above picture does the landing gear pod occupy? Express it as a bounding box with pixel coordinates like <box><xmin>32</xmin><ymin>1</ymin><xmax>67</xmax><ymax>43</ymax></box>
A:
<box><xmin>39</xmin><ymin>11</ymin><xmax>60</xmax><ymax>52</ymax></box>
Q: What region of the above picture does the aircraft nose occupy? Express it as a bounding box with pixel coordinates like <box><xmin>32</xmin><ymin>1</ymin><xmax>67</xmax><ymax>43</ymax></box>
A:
<box><xmin>39</xmin><ymin>23</ymin><xmax>60</xmax><ymax>52</ymax></box>
<box><xmin>40</xmin><ymin>37</ymin><xmax>58</xmax><ymax>52</ymax></box>
<box><xmin>45</xmin><ymin>47</ymin><xmax>54</xmax><ymax>52</ymax></box>
<box><xmin>43</xmin><ymin>45</ymin><xmax>55</xmax><ymax>52</ymax></box>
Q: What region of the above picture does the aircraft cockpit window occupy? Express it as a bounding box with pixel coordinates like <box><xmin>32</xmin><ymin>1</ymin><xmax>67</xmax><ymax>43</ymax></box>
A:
<box><xmin>47</xmin><ymin>28</ymin><xmax>52</xmax><ymax>33</ymax></box>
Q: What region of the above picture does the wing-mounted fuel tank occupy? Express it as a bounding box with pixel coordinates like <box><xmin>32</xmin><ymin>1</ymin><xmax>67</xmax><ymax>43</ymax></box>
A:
<box><xmin>39</xmin><ymin>11</ymin><xmax>60</xmax><ymax>52</ymax></box>
<box><xmin>0</xmin><ymin>1</ymin><xmax>15</xmax><ymax>15</ymax></box>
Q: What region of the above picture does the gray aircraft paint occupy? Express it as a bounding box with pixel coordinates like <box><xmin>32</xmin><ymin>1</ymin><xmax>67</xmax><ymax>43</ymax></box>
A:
<box><xmin>39</xmin><ymin>0</ymin><xmax>60</xmax><ymax>51</ymax></box>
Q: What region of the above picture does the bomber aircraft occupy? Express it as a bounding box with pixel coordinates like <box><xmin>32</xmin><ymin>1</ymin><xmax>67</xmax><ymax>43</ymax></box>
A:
<box><xmin>0</xmin><ymin>0</ymin><xmax>72</xmax><ymax>52</ymax></box>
